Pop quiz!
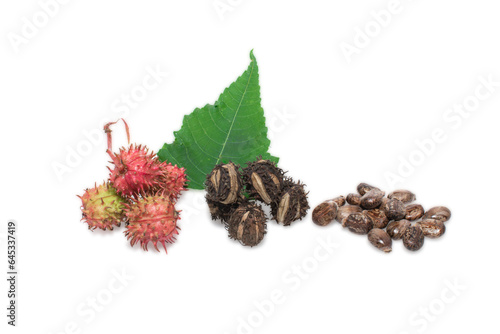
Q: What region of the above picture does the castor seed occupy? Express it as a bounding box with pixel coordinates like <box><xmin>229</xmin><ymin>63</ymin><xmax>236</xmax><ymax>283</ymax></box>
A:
<box><xmin>344</xmin><ymin>212</ymin><xmax>373</xmax><ymax>234</ymax></box>
<box><xmin>418</xmin><ymin>219</ymin><xmax>446</xmax><ymax>238</ymax></box>
<box><xmin>335</xmin><ymin>205</ymin><xmax>362</xmax><ymax>224</ymax></box>
<box><xmin>403</xmin><ymin>224</ymin><xmax>425</xmax><ymax>251</ymax></box>
<box><xmin>357</xmin><ymin>183</ymin><xmax>379</xmax><ymax>196</ymax></box>
<box><xmin>368</xmin><ymin>228</ymin><xmax>392</xmax><ymax>253</ymax></box>
<box><xmin>384</xmin><ymin>198</ymin><xmax>406</xmax><ymax>221</ymax></box>
<box><xmin>346</xmin><ymin>193</ymin><xmax>361</xmax><ymax>206</ymax></box>
<box><xmin>422</xmin><ymin>206</ymin><xmax>451</xmax><ymax>222</ymax></box>
<box><xmin>388</xmin><ymin>190</ymin><xmax>416</xmax><ymax>204</ymax></box>
<box><xmin>329</xmin><ymin>196</ymin><xmax>346</xmax><ymax>208</ymax></box>
<box><xmin>312</xmin><ymin>200</ymin><xmax>338</xmax><ymax>226</ymax></box>
<box><xmin>360</xmin><ymin>189</ymin><xmax>385</xmax><ymax>209</ymax></box>
<box><xmin>363</xmin><ymin>209</ymin><xmax>389</xmax><ymax>229</ymax></box>
<box><xmin>386</xmin><ymin>219</ymin><xmax>411</xmax><ymax>240</ymax></box>
<box><xmin>405</xmin><ymin>204</ymin><xmax>425</xmax><ymax>221</ymax></box>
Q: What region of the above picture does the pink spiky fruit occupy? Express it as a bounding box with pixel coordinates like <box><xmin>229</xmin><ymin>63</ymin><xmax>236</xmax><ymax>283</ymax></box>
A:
<box><xmin>124</xmin><ymin>195</ymin><xmax>180</xmax><ymax>253</ymax></box>
<box><xmin>78</xmin><ymin>182</ymin><xmax>127</xmax><ymax>231</ymax></box>
<box><xmin>104</xmin><ymin>119</ymin><xmax>187</xmax><ymax>200</ymax></box>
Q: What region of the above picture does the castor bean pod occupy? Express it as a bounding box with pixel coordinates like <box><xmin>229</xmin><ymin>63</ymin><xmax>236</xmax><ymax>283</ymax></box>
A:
<box><xmin>388</xmin><ymin>190</ymin><xmax>416</xmax><ymax>204</ymax></box>
<box><xmin>368</xmin><ymin>228</ymin><xmax>392</xmax><ymax>253</ymax></box>
<box><xmin>227</xmin><ymin>202</ymin><xmax>267</xmax><ymax>247</ymax></box>
<box><xmin>418</xmin><ymin>219</ymin><xmax>446</xmax><ymax>238</ymax></box>
<box><xmin>273</xmin><ymin>180</ymin><xmax>309</xmax><ymax>226</ymax></box>
<box><xmin>243</xmin><ymin>158</ymin><xmax>285</xmax><ymax>204</ymax></box>
<box><xmin>403</xmin><ymin>224</ymin><xmax>425</xmax><ymax>251</ymax></box>
<box><xmin>205</xmin><ymin>162</ymin><xmax>243</xmax><ymax>205</ymax></box>
<box><xmin>386</xmin><ymin>219</ymin><xmax>411</xmax><ymax>240</ymax></box>
<box><xmin>343</xmin><ymin>212</ymin><xmax>373</xmax><ymax>234</ymax></box>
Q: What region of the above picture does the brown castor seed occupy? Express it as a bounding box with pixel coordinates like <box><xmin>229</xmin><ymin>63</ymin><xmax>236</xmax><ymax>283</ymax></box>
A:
<box><xmin>357</xmin><ymin>183</ymin><xmax>379</xmax><ymax>196</ymax></box>
<box><xmin>329</xmin><ymin>196</ymin><xmax>346</xmax><ymax>208</ymax></box>
<box><xmin>312</xmin><ymin>200</ymin><xmax>338</xmax><ymax>226</ymax></box>
<box><xmin>368</xmin><ymin>228</ymin><xmax>392</xmax><ymax>253</ymax></box>
<box><xmin>386</xmin><ymin>219</ymin><xmax>411</xmax><ymax>240</ymax></box>
<box><xmin>388</xmin><ymin>190</ymin><xmax>416</xmax><ymax>204</ymax></box>
<box><xmin>405</xmin><ymin>204</ymin><xmax>425</xmax><ymax>221</ymax></box>
<box><xmin>335</xmin><ymin>205</ymin><xmax>362</xmax><ymax>224</ymax></box>
<box><xmin>403</xmin><ymin>224</ymin><xmax>425</xmax><ymax>251</ymax></box>
<box><xmin>360</xmin><ymin>189</ymin><xmax>386</xmax><ymax>209</ymax></box>
<box><xmin>346</xmin><ymin>193</ymin><xmax>361</xmax><ymax>206</ymax></box>
<box><xmin>363</xmin><ymin>209</ymin><xmax>389</xmax><ymax>229</ymax></box>
<box><xmin>418</xmin><ymin>219</ymin><xmax>446</xmax><ymax>238</ymax></box>
<box><xmin>383</xmin><ymin>198</ymin><xmax>406</xmax><ymax>221</ymax></box>
<box><xmin>343</xmin><ymin>212</ymin><xmax>373</xmax><ymax>234</ymax></box>
<box><xmin>422</xmin><ymin>206</ymin><xmax>451</xmax><ymax>222</ymax></box>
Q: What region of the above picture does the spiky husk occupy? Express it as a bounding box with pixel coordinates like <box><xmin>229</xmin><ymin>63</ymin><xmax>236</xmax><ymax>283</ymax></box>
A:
<box><xmin>78</xmin><ymin>182</ymin><xmax>127</xmax><ymax>231</ymax></box>
<box><xmin>108</xmin><ymin>144</ymin><xmax>186</xmax><ymax>200</ymax></box>
<box><xmin>226</xmin><ymin>202</ymin><xmax>267</xmax><ymax>247</ymax></box>
<box><xmin>105</xmin><ymin>119</ymin><xmax>187</xmax><ymax>200</ymax></box>
<box><xmin>242</xmin><ymin>157</ymin><xmax>285</xmax><ymax>204</ymax></box>
<box><xmin>206</xmin><ymin>197</ymin><xmax>242</xmax><ymax>224</ymax></box>
<box><xmin>205</xmin><ymin>162</ymin><xmax>243</xmax><ymax>204</ymax></box>
<box><xmin>272</xmin><ymin>178</ymin><xmax>309</xmax><ymax>226</ymax></box>
<box><xmin>124</xmin><ymin>195</ymin><xmax>180</xmax><ymax>253</ymax></box>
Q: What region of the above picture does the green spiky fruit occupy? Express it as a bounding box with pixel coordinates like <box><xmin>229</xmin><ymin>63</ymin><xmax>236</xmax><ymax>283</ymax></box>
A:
<box><xmin>78</xmin><ymin>182</ymin><xmax>128</xmax><ymax>231</ymax></box>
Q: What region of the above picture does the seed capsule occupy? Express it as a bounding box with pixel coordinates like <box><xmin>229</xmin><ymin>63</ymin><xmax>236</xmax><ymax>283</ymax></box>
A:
<box><xmin>312</xmin><ymin>200</ymin><xmax>338</xmax><ymax>226</ymax></box>
<box><xmin>357</xmin><ymin>183</ymin><xmax>379</xmax><ymax>196</ymax></box>
<box><xmin>335</xmin><ymin>205</ymin><xmax>362</xmax><ymax>224</ymax></box>
<box><xmin>243</xmin><ymin>158</ymin><xmax>285</xmax><ymax>204</ymax></box>
<box><xmin>368</xmin><ymin>228</ymin><xmax>392</xmax><ymax>253</ymax></box>
<box><xmin>418</xmin><ymin>219</ymin><xmax>446</xmax><ymax>238</ymax></box>
<box><xmin>205</xmin><ymin>162</ymin><xmax>243</xmax><ymax>205</ymax></box>
<box><xmin>343</xmin><ymin>212</ymin><xmax>373</xmax><ymax>234</ymax></box>
<box><xmin>386</xmin><ymin>219</ymin><xmax>411</xmax><ymax>240</ymax></box>
<box><xmin>383</xmin><ymin>198</ymin><xmax>406</xmax><ymax>221</ymax></box>
<box><xmin>273</xmin><ymin>180</ymin><xmax>309</xmax><ymax>226</ymax></box>
<box><xmin>227</xmin><ymin>202</ymin><xmax>267</xmax><ymax>247</ymax></box>
<box><xmin>422</xmin><ymin>206</ymin><xmax>451</xmax><ymax>222</ymax></box>
<box><xmin>360</xmin><ymin>189</ymin><xmax>385</xmax><ymax>209</ymax></box>
<box><xmin>405</xmin><ymin>204</ymin><xmax>424</xmax><ymax>221</ymax></box>
<box><xmin>403</xmin><ymin>224</ymin><xmax>425</xmax><ymax>251</ymax></box>
<box><xmin>206</xmin><ymin>198</ymin><xmax>241</xmax><ymax>223</ymax></box>
<box><xmin>388</xmin><ymin>190</ymin><xmax>416</xmax><ymax>204</ymax></box>
<box><xmin>329</xmin><ymin>196</ymin><xmax>346</xmax><ymax>208</ymax></box>
<box><xmin>346</xmin><ymin>193</ymin><xmax>361</xmax><ymax>206</ymax></box>
<box><xmin>363</xmin><ymin>209</ymin><xmax>389</xmax><ymax>229</ymax></box>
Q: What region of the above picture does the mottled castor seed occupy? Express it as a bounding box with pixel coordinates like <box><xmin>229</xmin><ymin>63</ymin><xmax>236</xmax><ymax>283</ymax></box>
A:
<box><xmin>388</xmin><ymin>190</ymin><xmax>416</xmax><ymax>204</ymax></box>
<box><xmin>405</xmin><ymin>204</ymin><xmax>425</xmax><ymax>221</ymax></box>
<box><xmin>422</xmin><ymin>206</ymin><xmax>451</xmax><ymax>223</ymax></box>
<box><xmin>335</xmin><ymin>205</ymin><xmax>362</xmax><ymax>224</ymax></box>
<box><xmin>343</xmin><ymin>212</ymin><xmax>373</xmax><ymax>234</ymax></box>
<box><xmin>312</xmin><ymin>200</ymin><xmax>338</xmax><ymax>226</ymax></box>
<box><xmin>360</xmin><ymin>189</ymin><xmax>385</xmax><ymax>209</ymax></box>
<box><xmin>368</xmin><ymin>228</ymin><xmax>392</xmax><ymax>253</ymax></box>
<box><xmin>346</xmin><ymin>193</ymin><xmax>361</xmax><ymax>206</ymax></box>
<box><xmin>363</xmin><ymin>209</ymin><xmax>389</xmax><ymax>229</ymax></box>
<box><xmin>403</xmin><ymin>224</ymin><xmax>425</xmax><ymax>251</ymax></box>
<box><xmin>386</xmin><ymin>219</ymin><xmax>411</xmax><ymax>240</ymax></box>
<box><xmin>418</xmin><ymin>219</ymin><xmax>446</xmax><ymax>238</ymax></box>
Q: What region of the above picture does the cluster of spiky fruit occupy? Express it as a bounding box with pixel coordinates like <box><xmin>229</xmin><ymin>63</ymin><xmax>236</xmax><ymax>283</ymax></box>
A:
<box><xmin>205</xmin><ymin>157</ymin><xmax>309</xmax><ymax>247</ymax></box>
<box><xmin>78</xmin><ymin>119</ymin><xmax>187</xmax><ymax>253</ymax></box>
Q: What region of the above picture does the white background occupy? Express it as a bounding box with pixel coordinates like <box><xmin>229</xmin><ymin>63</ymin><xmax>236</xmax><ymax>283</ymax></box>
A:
<box><xmin>1</xmin><ymin>1</ymin><xmax>499</xmax><ymax>333</ymax></box>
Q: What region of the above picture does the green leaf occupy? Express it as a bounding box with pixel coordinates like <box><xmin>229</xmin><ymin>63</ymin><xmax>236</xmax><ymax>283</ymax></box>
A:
<box><xmin>158</xmin><ymin>51</ymin><xmax>278</xmax><ymax>189</ymax></box>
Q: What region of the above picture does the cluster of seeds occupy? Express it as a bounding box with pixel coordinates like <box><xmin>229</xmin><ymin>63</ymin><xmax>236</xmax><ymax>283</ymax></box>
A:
<box><xmin>78</xmin><ymin>119</ymin><xmax>187</xmax><ymax>253</ymax></box>
<box><xmin>205</xmin><ymin>158</ymin><xmax>309</xmax><ymax>247</ymax></box>
<box><xmin>312</xmin><ymin>183</ymin><xmax>451</xmax><ymax>252</ymax></box>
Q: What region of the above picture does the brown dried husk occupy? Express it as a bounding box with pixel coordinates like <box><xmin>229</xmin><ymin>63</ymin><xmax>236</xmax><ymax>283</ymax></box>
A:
<box><xmin>243</xmin><ymin>158</ymin><xmax>285</xmax><ymax>204</ymax></box>
<box><xmin>205</xmin><ymin>162</ymin><xmax>243</xmax><ymax>205</ymax></box>
<box><xmin>272</xmin><ymin>179</ymin><xmax>309</xmax><ymax>226</ymax></box>
<box><xmin>227</xmin><ymin>202</ymin><xmax>267</xmax><ymax>247</ymax></box>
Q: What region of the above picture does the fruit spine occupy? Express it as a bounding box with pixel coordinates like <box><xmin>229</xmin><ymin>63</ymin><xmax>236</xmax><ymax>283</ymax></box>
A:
<box><xmin>105</xmin><ymin>119</ymin><xmax>187</xmax><ymax>201</ymax></box>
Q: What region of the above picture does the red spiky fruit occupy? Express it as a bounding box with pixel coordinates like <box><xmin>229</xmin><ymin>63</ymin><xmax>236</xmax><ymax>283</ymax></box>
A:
<box><xmin>104</xmin><ymin>119</ymin><xmax>187</xmax><ymax>200</ymax></box>
<box><xmin>124</xmin><ymin>195</ymin><xmax>180</xmax><ymax>253</ymax></box>
<box><xmin>78</xmin><ymin>182</ymin><xmax>127</xmax><ymax>231</ymax></box>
